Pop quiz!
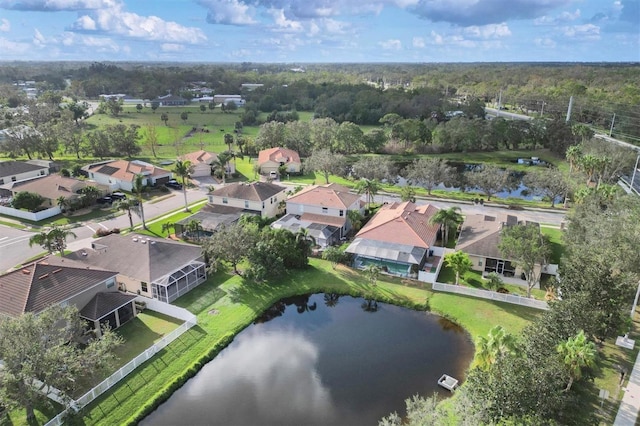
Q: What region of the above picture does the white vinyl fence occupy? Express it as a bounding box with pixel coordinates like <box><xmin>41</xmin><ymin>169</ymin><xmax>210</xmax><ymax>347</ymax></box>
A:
<box><xmin>45</xmin><ymin>304</ymin><xmax>197</xmax><ymax>426</ymax></box>
<box><xmin>432</xmin><ymin>282</ymin><xmax>549</xmax><ymax>310</ymax></box>
<box><xmin>0</xmin><ymin>205</ymin><xmax>60</xmax><ymax>221</ymax></box>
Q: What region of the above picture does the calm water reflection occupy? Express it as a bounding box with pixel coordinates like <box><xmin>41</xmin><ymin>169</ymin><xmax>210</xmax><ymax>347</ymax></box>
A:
<box><xmin>142</xmin><ymin>294</ymin><xmax>474</xmax><ymax>426</ymax></box>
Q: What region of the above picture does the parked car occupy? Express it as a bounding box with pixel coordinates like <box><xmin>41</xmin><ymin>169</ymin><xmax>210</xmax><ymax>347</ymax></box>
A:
<box><xmin>165</xmin><ymin>180</ymin><xmax>183</xmax><ymax>190</ymax></box>
<box><xmin>111</xmin><ymin>192</ymin><xmax>127</xmax><ymax>200</ymax></box>
<box><xmin>97</xmin><ymin>196</ymin><xmax>113</xmax><ymax>205</ymax></box>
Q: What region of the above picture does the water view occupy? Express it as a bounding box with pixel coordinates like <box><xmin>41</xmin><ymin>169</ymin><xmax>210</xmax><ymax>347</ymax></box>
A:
<box><xmin>142</xmin><ymin>294</ymin><xmax>474</xmax><ymax>426</ymax></box>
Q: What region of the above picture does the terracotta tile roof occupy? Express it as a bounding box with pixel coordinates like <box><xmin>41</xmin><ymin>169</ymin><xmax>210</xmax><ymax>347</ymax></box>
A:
<box><xmin>79</xmin><ymin>292</ymin><xmax>137</xmax><ymax>321</ymax></box>
<box><xmin>455</xmin><ymin>213</ymin><xmax>536</xmax><ymax>259</ymax></box>
<box><xmin>208</xmin><ymin>182</ymin><xmax>286</xmax><ymax>202</ymax></box>
<box><xmin>60</xmin><ymin>233</ymin><xmax>203</xmax><ymax>283</ymax></box>
<box><xmin>0</xmin><ymin>161</ymin><xmax>48</xmax><ymax>178</ymax></box>
<box><xmin>7</xmin><ymin>174</ymin><xmax>100</xmax><ymax>201</ymax></box>
<box><xmin>179</xmin><ymin>150</ymin><xmax>218</xmax><ymax>165</ymax></box>
<box><xmin>88</xmin><ymin>160</ymin><xmax>170</xmax><ymax>182</ymax></box>
<box><xmin>287</xmin><ymin>184</ymin><xmax>361</xmax><ymax>209</ymax></box>
<box><xmin>257</xmin><ymin>147</ymin><xmax>301</xmax><ymax>166</ymax></box>
<box><xmin>0</xmin><ymin>261</ymin><xmax>118</xmax><ymax>317</ymax></box>
<box><xmin>354</xmin><ymin>201</ymin><xmax>440</xmax><ymax>249</ymax></box>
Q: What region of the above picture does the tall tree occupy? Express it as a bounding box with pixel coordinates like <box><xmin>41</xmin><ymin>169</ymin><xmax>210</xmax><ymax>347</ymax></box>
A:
<box><xmin>404</xmin><ymin>158</ymin><xmax>453</xmax><ymax>195</ymax></box>
<box><xmin>113</xmin><ymin>198</ymin><xmax>137</xmax><ymax>230</ymax></box>
<box><xmin>444</xmin><ymin>251</ymin><xmax>472</xmax><ymax>285</ymax></box>
<box><xmin>466</xmin><ymin>164</ymin><xmax>513</xmax><ymax>201</ymax></box>
<box><xmin>304</xmin><ymin>148</ymin><xmax>346</xmax><ymax>184</ymax></box>
<box><xmin>0</xmin><ymin>305</ymin><xmax>122</xmax><ymax>422</ymax></box>
<box><xmin>145</xmin><ymin>125</ymin><xmax>159</xmax><ymax>158</ymax></box>
<box><xmin>162</xmin><ymin>222</ymin><xmax>175</xmax><ymax>237</ymax></box>
<box><xmin>475</xmin><ymin>325</ymin><xmax>520</xmax><ymax>371</ymax></box>
<box><xmin>498</xmin><ymin>223</ymin><xmax>550</xmax><ymax>298</ymax></box>
<box><xmin>556</xmin><ymin>330</ymin><xmax>597</xmax><ymax>392</ymax></box>
<box><xmin>565</xmin><ymin>144</ymin><xmax>582</xmax><ymax>174</ymax></box>
<box><xmin>429</xmin><ymin>206</ymin><xmax>463</xmax><ymax>246</ymax></box>
<box><xmin>351</xmin><ymin>156</ymin><xmax>396</xmax><ymax>181</ymax></box>
<box><xmin>203</xmin><ymin>222</ymin><xmax>257</xmax><ymax>275</ymax></box>
<box><xmin>28</xmin><ymin>225</ymin><xmax>77</xmax><ymax>257</ymax></box>
<box><xmin>523</xmin><ymin>168</ymin><xmax>570</xmax><ymax>207</ymax></box>
<box><xmin>173</xmin><ymin>160</ymin><xmax>193</xmax><ymax>212</ymax></box>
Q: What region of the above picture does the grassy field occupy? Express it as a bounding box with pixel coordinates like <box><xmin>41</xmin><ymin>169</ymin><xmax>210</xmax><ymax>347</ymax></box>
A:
<box><xmin>541</xmin><ymin>226</ymin><xmax>566</xmax><ymax>264</ymax></box>
<box><xmin>67</xmin><ymin>258</ymin><xmax>538</xmax><ymax>426</ymax></box>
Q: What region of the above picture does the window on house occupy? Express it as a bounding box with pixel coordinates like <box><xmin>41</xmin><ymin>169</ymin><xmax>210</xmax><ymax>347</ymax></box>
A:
<box><xmin>339</xmin><ymin>210</ymin><xmax>344</xmax><ymax>217</ymax></box>
<box><xmin>141</xmin><ymin>282</ymin><xmax>148</xmax><ymax>292</ymax></box>
<box><xmin>0</xmin><ymin>178</ymin><xmax>3</xmax><ymax>185</ymax></box>
<box><xmin>223</xmin><ymin>197</ymin><xmax>228</xmax><ymax>204</ymax></box>
<box><xmin>478</xmin><ymin>260</ymin><xmax>483</xmax><ymax>266</ymax></box>
<box><xmin>322</xmin><ymin>207</ymin><xmax>328</xmax><ymax>214</ymax></box>
<box><xmin>11</xmin><ymin>176</ymin><xmax>16</xmax><ymax>182</ymax></box>
<box><xmin>106</xmin><ymin>278</ymin><xmax>115</xmax><ymax>288</ymax></box>
<box><xmin>40</xmin><ymin>170</ymin><xmax>45</xmax><ymax>175</ymax></box>
<box><xmin>245</xmin><ymin>200</ymin><xmax>249</xmax><ymax>208</ymax></box>
<box><xmin>262</xmin><ymin>202</ymin><xmax>265</xmax><ymax>209</ymax></box>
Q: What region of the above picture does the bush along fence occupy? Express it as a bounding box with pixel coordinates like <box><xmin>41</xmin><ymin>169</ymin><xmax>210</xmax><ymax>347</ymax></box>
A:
<box><xmin>45</xmin><ymin>302</ymin><xmax>197</xmax><ymax>426</ymax></box>
<box><xmin>432</xmin><ymin>282</ymin><xmax>549</xmax><ymax>310</ymax></box>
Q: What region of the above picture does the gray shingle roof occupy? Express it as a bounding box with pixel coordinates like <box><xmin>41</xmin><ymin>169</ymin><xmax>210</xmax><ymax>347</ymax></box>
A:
<box><xmin>80</xmin><ymin>292</ymin><xmax>137</xmax><ymax>321</ymax></box>
<box><xmin>208</xmin><ymin>182</ymin><xmax>285</xmax><ymax>202</ymax></box>
<box><xmin>0</xmin><ymin>161</ymin><xmax>48</xmax><ymax>179</ymax></box>
<box><xmin>63</xmin><ymin>234</ymin><xmax>203</xmax><ymax>283</ymax></box>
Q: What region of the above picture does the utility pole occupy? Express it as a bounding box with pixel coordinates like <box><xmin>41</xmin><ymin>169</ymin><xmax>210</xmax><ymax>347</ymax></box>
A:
<box><xmin>540</xmin><ymin>100</ymin><xmax>545</xmax><ymax>116</ymax></box>
<box><xmin>609</xmin><ymin>113</ymin><xmax>616</xmax><ymax>137</ymax></box>
<box><xmin>565</xmin><ymin>96</ymin><xmax>574</xmax><ymax>123</ymax></box>
<box><xmin>497</xmin><ymin>90</ymin><xmax>502</xmax><ymax>110</ymax></box>
<box><xmin>631</xmin><ymin>153</ymin><xmax>640</xmax><ymax>192</ymax></box>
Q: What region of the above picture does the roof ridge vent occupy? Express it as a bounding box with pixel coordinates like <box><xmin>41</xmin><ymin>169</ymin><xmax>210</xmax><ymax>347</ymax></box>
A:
<box><xmin>38</xmin><ymin>273</ymin><xmax>49</xmax><ymax>280</ymax></box>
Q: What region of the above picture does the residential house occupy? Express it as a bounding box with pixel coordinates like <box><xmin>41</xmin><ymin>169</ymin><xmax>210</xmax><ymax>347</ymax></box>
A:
<box><xmin>154</xmin><ymin>94</ymin><xmax>189</xmax><ymax>106</ymax></box>
<box><xmin>0</xmin><ymin>174</ymin><xmax>105</xmax><ymax>209</ymax></box>
<box><xmin>271</xmin><ymin>214</ymin><xmax>341</xmax><ymax>248</ymax></box>
<box><xmin>84</xmin><ymin>159</ymin><xmax>172</xmax><ymax>191</ymax></box>
<box><xmin>0</xmin><ymin>260</ymin><xmax>137</xmax><ymax>337</ymax></box>
<box><xmin>59</xmin><ymin>234</ymin><xmax>206</xmax><ymax>304</ymax></box>
<box><xmin>0</xmin><ymin>160</ymin><xmax>49</xmax><ymax>185</ymax></box>
<box><xmin>257</xmin><ymin>147</ymin><xmax>302</xmax><ymax>175</ymax></box>
<box><xmin>179</xmin><ymin>150</ymin><xmax>218</xmax><ymax>178</ymax></box>
<box><xmin>174</xmin><ymin>204</ymin><xmax>243</xmax><ymax>238</ymax></box>
<box><xmin>213</xmin><ymin>95</ymin><xmax>244</xmax><ymax>106</ymax></box>
<box><xmin>274</xmin><ymin>183</ymin><xmax>365</xmax><ymax>240</ymax></box>
<box><xmin>455</xmin><ymin>213</ymin><xmax>545</xmax><ymax>282</ymax></box>
<box><xmin>207</xmin><ymin>181</ymin><xmax>287</xmax><ymax>218</ymax></box>
<box><xmin>345</xmin><ymin>201</ymin><xmax>440</xmax><ymax>277</ymax></box>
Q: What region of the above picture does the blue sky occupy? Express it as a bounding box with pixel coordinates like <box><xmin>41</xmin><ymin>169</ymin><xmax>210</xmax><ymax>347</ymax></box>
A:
<box><xmin>0</xmin><ymin>0</ymin><xmax>638</xmax><ymax>62</ymax></box>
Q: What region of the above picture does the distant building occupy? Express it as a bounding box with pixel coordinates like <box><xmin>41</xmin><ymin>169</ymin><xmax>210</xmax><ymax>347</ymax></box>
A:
<box><xmin>257</xmin><ymin>147</ymin><xmax>301</xmax><ymax>175</ymax></box>
<box><xmin>84</xmin><ymin>160</ymin><xmax>172</xmax><ymax>191</ymax></box>
<box><xmin>154</xmin><ymin>94</ymin><xmax>189</xmax><ymax>106</ymax></box>
<box><xmin>241</xmin><ymin>83</ymin><xmax>264</xmax><ymax>91</ymax></box>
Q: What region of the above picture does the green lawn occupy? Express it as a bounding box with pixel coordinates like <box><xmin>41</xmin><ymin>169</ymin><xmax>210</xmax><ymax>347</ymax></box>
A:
<box><xmin>541</xmin><ymin>226</ymin><xmax>566</xmax><ymax>264</ymax></box>
<box><xmin>69</xmin><ymin>258</ymin><xmax>538</xmax><ymax>426</ymax></box>
<box><xmin>136</xmin><ymin>200</ymin><xmax>207</xmax><ymax>238</ymax></box>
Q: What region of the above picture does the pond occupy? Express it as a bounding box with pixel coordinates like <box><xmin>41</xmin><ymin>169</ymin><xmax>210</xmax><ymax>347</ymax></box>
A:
<box><xmin>142</xmin><ymin>294</ymin><xmax>474</xmax><ymax>426</ymax></box>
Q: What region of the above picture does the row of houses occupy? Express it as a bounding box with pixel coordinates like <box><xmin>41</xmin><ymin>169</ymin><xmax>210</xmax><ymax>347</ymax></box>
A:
<box><xmin>98</xmin><ymin>93</ymin><xmax>245</xmax><ymax>107</ymax></box>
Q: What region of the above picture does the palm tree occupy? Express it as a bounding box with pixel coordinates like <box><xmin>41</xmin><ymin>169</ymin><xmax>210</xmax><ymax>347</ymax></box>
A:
<box><xmin>213</xmin><ymin>152</ymin><xmax>233</xmax><ymax>184</ymax></box>
<box><xmin>114</xmin><ymin>198</ymin><xmax>136</xmax><ymax>230</ymax></box>
<box><xmin>346</xmin><ymin>209</ymin><xmax>364</xmax><ymax>233</ymax></box>
<box><xmin>355</xmin><ymin>178</ymin><xmax>381</xmax><ymax>209</ymax></box>
<box><xmin>364</xmin><ymin>264</ymin><xmax>381</xmax><ymax>287</ymax></box>
<box><xmin>49</xmin><ymin>225</ymin><xmax>77</xmax><ymax>257</ymax></box>
<box><xmin>56</xmin><ymin>196</ymin><xmax>68</xmax><ymax>213</ymax></box>
<box><xmin>475</xmin><ymin>325</ymin><xmax>519</xmax><ymax>371</ymax></box>
<box><xmin>557</xmin><ymin>330</ymin><xmax>597</xmax><ymax>392</ymax></box>
<box><xmin>429</xmin><ymin>206</ymin><xmax>463</xmax><ymax>246</ymax></box>
<box><xmin>162</xmin><ymin>222</ymin><xmax>175</xmax><ymax>237</ymax></box>
<box><xmin>29</xmin><ymin>230</ymin><xmax>55</xmax><ymax>255</ymax></box>
<box><xmin>565</xmin><ymin>144</ymin><xmax>582</xmax><ymax>174</ymax></box>
<box><xmin>443</xmin><ymin>250</ymin><xmax>472</xmax><ymax>285</ymax></box>
<box><xmin>224</xmin><ymin>133</ymin><xmax>234</xmax><ymax>152</ymax></box>
<box><xmin>186</xmin><ymin>219</ymin><xmax>203</xmax><ymax>241</ymax></box>
<box><xmin>79</xmin><ymin>185</ymin><xmax>101</xmax><ymax>207</ymax></box>
<box><xmin>173</xmin><ymin>160</ymin><xmax>193</xmax><ymax>212</ymax></box>
<box><xmin>133</xmin><ymin>174</ymin><xmax>147</xmax><ymax>229</ymax></box>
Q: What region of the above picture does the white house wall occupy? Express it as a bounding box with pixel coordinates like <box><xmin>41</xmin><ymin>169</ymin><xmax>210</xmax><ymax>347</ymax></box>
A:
<box><xmin>208</xmin><ymin>190</ymin><xmax>285</xmax><ymax>218</ymax></box>
<box><xmin>0</xmin><ymin>168</ymin><xmax>48</xmax><ymax>185</ymax></box>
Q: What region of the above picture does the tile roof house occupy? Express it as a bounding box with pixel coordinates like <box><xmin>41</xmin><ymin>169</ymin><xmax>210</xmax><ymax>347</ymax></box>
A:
<box><xmin>84</xmin><ymin>160</ymin><xmax>172</xmax><ymax>191</ymax></box>
<box><xmin>345</xmin><ymin>201</ymin><xmax>440</xmax><ymax>277</ymax></box>
<box><xmin>57</xmin><ymin>233</ymin><xmax>206</xmax><ymax>304</ymax></box>
<box><xmin>0</xmin><ymin>174</ymin><xmax>105</xmax><ymax>209</ymax></box>
<box><xmin>0</xmin><ymin>260</ymin><xmax>137</xmax><ymax>337</ymax></box>
<box><xmin>207</xmin><ymin>181</ymin><xmax>287</xmax><ymax>218</ymax></box>
<box><xmin>179</xmin><ymin>150</ymin><xmax>219</xmax><ymax>177</ymax></box>
<box><xmin>274</xmin><ymin>183</ymin><xmax>364</xmax><ymax>239</ymax></box>
<box><xmin>455</xmin><ymin>213</ymin><xmax>544</xmax><ymax>281</ymax></box>
<box><xmin>174</xmin><ymin>203</ymin><xmax>243</xmax><ymax>238</ymax></box>
<box><xmin>0</xmin><ymin>160</ymin><xmax>49</xmax><ymax>185</ymax></box>
<box><xmin>257</xmin><ymin>147</ymin><xmax>302</xmax><ymax>174</ymax></box>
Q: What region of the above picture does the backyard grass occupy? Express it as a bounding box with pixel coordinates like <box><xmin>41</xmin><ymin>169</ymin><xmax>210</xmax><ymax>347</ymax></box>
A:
<box><xmin>136</xmin><ymin>200</ymin><xmax>207</xmax><ymax>238</ymax></box>
<box><xmin>69</xmin><ymin>258</ymin><xmax>539</xmax><ymax>426</ymax></box>
<box><xmin>541</xmin><ymin>225</ymin><xmax>566</xmax><ymax>264</ymax></box>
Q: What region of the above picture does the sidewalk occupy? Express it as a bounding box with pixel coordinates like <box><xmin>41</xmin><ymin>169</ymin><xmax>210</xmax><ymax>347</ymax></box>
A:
<box><xmin>614</xmin><ymin>350</ymin><xmax>640</xmax><ymax>425</ymax></box>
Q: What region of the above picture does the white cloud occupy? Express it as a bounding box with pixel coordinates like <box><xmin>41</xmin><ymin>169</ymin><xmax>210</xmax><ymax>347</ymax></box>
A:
<box><xmin>412</xmin><ymin>36</ymin><xmax>425</xmax><ymax>48</ymax></box>
<box><xmin>563</xmin><ymin>23</ymin><xmax>600</xmax><ymax>41</ymax></box>
<box><xmin>269</xmin><ymin>8</ymin><xmax>303</xmax><ymax>31</ymax></box>
<box><xmin>33</xmin><ymin>28</ymin><xmax>46</xmax><ymax>46</ymax></box>
<box><xmin>71</xmin><ymin>4</ymin><xmax>207</xmax><ymax>43</ymax></box>
<box><xmin>379</xmin><ymin>39</ymin><xmax>402</xmax><ymax>50</ymax></box>
<box><xmin>0</xmin><ymin>0</ymin><xmax>118</xmax><ymax>11</ymax></box>
<box><xmin>463</xmin><ymin>23</ymin><xmax>511</xmax><ymax>39</ymax></box>
<box><xmin>0</xmin><ymin>18</ymin><xmax>10</xmax><ymax>32</ymax></box>
<box><xmin>198</xmin><ymin>0</ymin><xmax>257</xmax><ymax>25</ymax></box>
<box><xmin>534</xmin><ymin>37</ymin><xmax>557</xmax><ymax>48</ymax></box>
<box><xmin>161</xmin><ymin>43</ymin><xmax>184</xmax><ymax>52</ymax></box>
<box><xmin>0</xmin><ymin>36</ymin><xmax>29</xmax><ymax>53</ymax></box>
<box><xmin>534</xmin><ymin>9</ymin><xmax>580</xmax><ymax>25</ymax></box>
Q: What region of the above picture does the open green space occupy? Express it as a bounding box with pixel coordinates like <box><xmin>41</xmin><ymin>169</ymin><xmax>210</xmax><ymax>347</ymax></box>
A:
<box><xmin>69</xmin><ymin>258</ymin><xmax>538</xmax><ymax>426</ymax></box>
<box><xmin>541</xmin><ymin>226</ymin><xmax>566</xmax><ymax>264</ymax></box>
